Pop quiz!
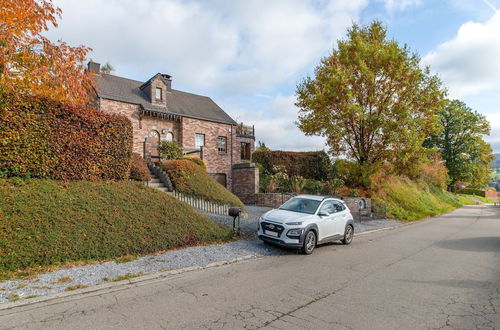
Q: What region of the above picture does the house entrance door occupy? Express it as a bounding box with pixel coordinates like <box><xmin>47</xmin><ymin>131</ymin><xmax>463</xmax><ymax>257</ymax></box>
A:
<box><xmin>148</xmin><ymin>130</ymin><xmax>161</xmax><ymax>162</ymax></box>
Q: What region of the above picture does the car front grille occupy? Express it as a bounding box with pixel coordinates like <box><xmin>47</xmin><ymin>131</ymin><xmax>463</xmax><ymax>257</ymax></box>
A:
<box><xmin>261</xmin><ymin>221</ymin><xmax>285</xmax><ymax>235</ymax></box>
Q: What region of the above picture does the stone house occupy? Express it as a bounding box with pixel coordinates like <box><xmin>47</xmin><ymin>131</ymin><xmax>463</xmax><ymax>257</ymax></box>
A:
<box><xmin>89</xmin><ymin>62</ymin><xmax>255</xmax><ymax>190</ymax></box>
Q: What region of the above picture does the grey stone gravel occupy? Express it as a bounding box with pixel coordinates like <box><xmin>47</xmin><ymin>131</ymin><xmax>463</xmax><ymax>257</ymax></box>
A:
<box><xmin>0</xmin><ymin>204</ymin><xmax>400</xmax><ymax>304</ymax></box>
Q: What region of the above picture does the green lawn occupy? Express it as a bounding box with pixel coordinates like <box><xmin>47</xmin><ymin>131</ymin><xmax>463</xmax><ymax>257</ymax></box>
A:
<box><xmin>0</xmin><ymin>178</ymin><xmax>233</xmax><ymax>280</ymax></box>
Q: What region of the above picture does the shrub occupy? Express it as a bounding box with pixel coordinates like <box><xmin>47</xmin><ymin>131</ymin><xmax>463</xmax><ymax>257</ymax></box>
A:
<box><xmin>160</xmin><ymin>160</ymin><xmax>244</xmax><ymax>208</ymax></box>
<box><xmin>0</xmin><ymin>179</ymin><xmax>232</xmax><ymax>277</ymax></box>
<box><xmin>417</xmin><ymin>154</ymin><xmax>449</xmax><ymax>190</ymax></box>
<box><xmin>182</xmin><ymin>157</ymin><xmax>207</xmax><ymax>170</ymax></box>
<box><xmin>456</xmin><ymin>188</ymin><xmax>485</xmax><ymax>197</ymax></box>
<box><xmin>158</xmin><ymin>141</ymin><xmax>183</xmax><ymax>160</ymax></box>
<box><xmin>0</xmin><ymin>94</ymin><xmax>132</xmax><ymax>180</ymax></box>
<box><xmin>303</xmin><ymin>179</ymin><xmax>324</xmax><ymax>195</ymax></box>
<box><xmin>252</xmin><ymin>150</ymin><xmax>331</xmax><ymax>180</ymax></box>
<box><xmin>289</xmin><ymin>176</ymin><xmax>306</xmax><ymax>194</ymax></box>
<box><xmin>129</xmin><ymin>153</ymin><xmax>151</xmax><ymax>182</ymax></box>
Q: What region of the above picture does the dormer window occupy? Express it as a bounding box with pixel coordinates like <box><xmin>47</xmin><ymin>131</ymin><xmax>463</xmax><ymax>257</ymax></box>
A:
<box><xmin>155</xmin><ymin>87</ymin><xmax>162</xmax><ymax>100</ymax></box>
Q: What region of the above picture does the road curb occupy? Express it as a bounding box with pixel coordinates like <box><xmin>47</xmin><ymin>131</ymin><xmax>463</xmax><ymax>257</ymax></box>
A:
<box><xmin>0</xmin><ymin>254</ymin><xmax>258</xmax><ymax>312</ymax></box>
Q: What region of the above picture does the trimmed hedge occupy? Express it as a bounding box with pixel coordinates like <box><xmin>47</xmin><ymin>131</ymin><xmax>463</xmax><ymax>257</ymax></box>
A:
<box><xmin>161</xmin><ymin>160</ymin><xmax>244</xmax><ymax>208</ymax></box>
<box><xmin>129</xmin><ymin>153</ymin><xmax>151</xmax><ymax>182</ymax></box>
<box><xmin>0</xmin><ymin>179</ymin><xmax>232</xmax><ymax>276</ymax></box>
<box><xmin>456</xmin><ymin>188</ymin><xmax>485</xmax><ymax>197</ymax></box>
<box><xmin>252</xmin><ymin>150</ymin><xmax>331</xmax><ymax>180</ymax></box>
<box><xmin>182</xmin><ymin>157</ymin><xmax>207</xmax><ymax>170</ymax></box>
<box><xmin>0</xmin><ymin>94</ymin><xmax>132</xmax><ymax>180</ymax></box>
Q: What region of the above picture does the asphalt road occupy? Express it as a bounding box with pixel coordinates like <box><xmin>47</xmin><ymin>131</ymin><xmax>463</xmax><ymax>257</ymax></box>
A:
<box><xmin>1</xmin><ymin>205</ymin><xmax>499</xmax><ymax>330</ymax></box>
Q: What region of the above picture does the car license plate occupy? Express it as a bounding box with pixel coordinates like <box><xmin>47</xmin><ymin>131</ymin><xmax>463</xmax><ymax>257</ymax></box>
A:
<box><xmin>265</xmin><ymin>230</ymin><xmax>278</xmax><ymax>237</ymax></box>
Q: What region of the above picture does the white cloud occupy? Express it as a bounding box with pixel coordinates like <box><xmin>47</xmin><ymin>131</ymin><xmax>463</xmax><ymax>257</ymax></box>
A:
<box><xmin>223</xmin><ymin>95</ymin><xmax>326</xmax><ymax>152</ymax></box>
<box><xmin>378</xmin><ymin>0</ymin><xmax>422</xmax><ymax>12</ymax></box>
<box><xmin>47</xmin><ymin>0</ymin><xmax>368</xmax><ymax>94</ymax></box>
<box><xmin>422</xmin><ymin>11</ymin><xmax>500</xmax><ymax>98</ymax></box>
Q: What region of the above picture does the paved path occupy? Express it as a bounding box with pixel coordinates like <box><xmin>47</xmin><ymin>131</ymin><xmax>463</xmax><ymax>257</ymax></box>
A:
<box><xmin>1</xmin><ymin>205</ymin><xmax>499</xmax><ymax>329</ymax></box>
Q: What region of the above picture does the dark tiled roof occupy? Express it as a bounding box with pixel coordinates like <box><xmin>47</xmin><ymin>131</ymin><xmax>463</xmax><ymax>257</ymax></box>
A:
<box><xmin>96</xmin><ymin>74</ymin><xmax>237</xmax><ymax>125</ymax></box>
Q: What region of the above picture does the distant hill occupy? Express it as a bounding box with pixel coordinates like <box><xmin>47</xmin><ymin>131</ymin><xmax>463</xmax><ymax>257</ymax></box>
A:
<box><xmin>493</xmin><ymin>154</ymin><xmax>500</xmax><ymax>169</ymax></box>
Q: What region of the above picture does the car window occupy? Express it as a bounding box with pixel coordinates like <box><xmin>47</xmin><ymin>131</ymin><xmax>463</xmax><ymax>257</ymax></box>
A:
<box><xmin>279</xmin><ymin>198</ymin><xmax>321</xmax><ymax>215</ymax></box>
<box><xmin>333</xmin><ymin>201</ymin><xmax>345</xmax><ymax>212</ymax></box>
<box><xmin>319</xmin><ymin>201</ymin><xmax>336</xmax><ymax>215</ymax></box>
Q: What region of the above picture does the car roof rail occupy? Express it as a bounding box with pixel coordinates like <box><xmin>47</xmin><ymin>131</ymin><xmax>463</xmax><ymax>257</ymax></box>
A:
<box><xmin>322</xmin><ymin>195</ymin><xmax>342</xmax><ymax>201</ymax></box>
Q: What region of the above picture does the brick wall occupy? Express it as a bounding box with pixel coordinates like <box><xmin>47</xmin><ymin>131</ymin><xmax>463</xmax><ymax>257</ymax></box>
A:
<box><xmin>255</xmin><ymin>193</ymin><xmax>294</xmax><ymax>208</ymax></box>
<box><xmin>180</xmin><ymin>117</ymin><xmax>239</xmax><ymax>188</ymax></box>
<box><xmin>100</xmin><ymin>99</ymin><xmax>179</xmax><ymax>155</ymax></box>
<box><xmin>486</xmin><ymin>191</ymin><xmax>500</xmax><ymax>199</ymax></box>
<box><xmin>232</xmin><ymin>163</ymin><xmax>259</xmax><ymax>204</ymax></box>
<box><xmin>149</xmin><ymin>76</ymin><xmax>169</xmax><ymax>107</ymax></box>
<box><xmin>236</xmin><ymin>136</ymin><xmax>255</xmax><ymax>162</ymax></box>
<box><xmin>341</xmin><ymin>197</ymin><xmax>371</xmax><ymax>214</ymax></box>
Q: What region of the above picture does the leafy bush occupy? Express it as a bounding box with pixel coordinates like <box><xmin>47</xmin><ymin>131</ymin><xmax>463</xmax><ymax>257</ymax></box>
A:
<box><xmin>182</xmin><ymin>157</ymin><xmax>207</xmax><ymax>170</ymax></box>
<box><xmin>303</xmin><ymin>179</ymin><xmax>324</xmax><ymax>195</ymax></box>
<box><xmin>252</xmin><ymin>150</ymin><xmax>331</xmax><ymax>180</ymax></box>
<box><xmin>129</xmin><ymin>153</ymin><xmax>151</xmax><ymax>182</ymax></box>
<box><xmin>158</xmin><ymin>141</ymin><xmax>183</xmax><ymax>160</ymax></box>
<box><xmin>417</xmin><ymin>154</ymin><xmax>449</xmax><ymax>190</ymax></box>
<box><xmin>160</xmin><ymin>160</ymin><xmax>244</xmax><ymax>208</ymax></box>
<box><xmin>0</xmin><ymin>179</ymin><xmax>232</xmax><ymax>277</ymax></box>
<box><xmin>456</xmin><ymin>188</ymin><xmax>485</xmax><ymax>197</ymax></box>
<box><xmin>0</xmin><ymin>94</ymin><xmax>132</xmax><ymax>180</ymax></box>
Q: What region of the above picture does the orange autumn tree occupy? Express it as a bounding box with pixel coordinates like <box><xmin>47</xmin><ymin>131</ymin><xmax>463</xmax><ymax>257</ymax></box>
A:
<box><xmin>0</xmin><ymin>0</ymin><xmax>94</xmax><ymax>105</ymax></box>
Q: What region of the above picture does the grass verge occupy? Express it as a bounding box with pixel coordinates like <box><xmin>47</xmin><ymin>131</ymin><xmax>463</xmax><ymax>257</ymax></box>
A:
<box><xmin>373</xmin><ymin>177</ymin><xmax>473</xmax><ymax>221</ymax></box>
<box><xmin>0</xmin><ymin>178</ymin><xmax>233</xmax><ymax>281</ymax></box>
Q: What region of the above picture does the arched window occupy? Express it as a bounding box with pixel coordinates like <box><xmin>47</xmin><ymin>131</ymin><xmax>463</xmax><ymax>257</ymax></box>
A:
<box><xmin>166</xmin><ymin>132</ymin><xmax>174</xmax><ymax>141</ymax></box>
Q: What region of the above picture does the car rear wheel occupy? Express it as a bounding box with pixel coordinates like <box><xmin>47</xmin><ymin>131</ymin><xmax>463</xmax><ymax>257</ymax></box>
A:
<box><xmin>301</xmin><ymin>230</ymin><xmax>316</xmax><ymax>255</ymax></box>
<box><xmin>342</xmin><ymin>225</ymin><xmax>354</xmax><ymax>245</ymax></box>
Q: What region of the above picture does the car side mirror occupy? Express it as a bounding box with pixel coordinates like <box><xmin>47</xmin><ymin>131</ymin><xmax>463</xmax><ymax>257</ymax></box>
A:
<box><xmin>318</xmin><ymin>212</ymin><xmax>329</xmax><ymax>217</ymax></box>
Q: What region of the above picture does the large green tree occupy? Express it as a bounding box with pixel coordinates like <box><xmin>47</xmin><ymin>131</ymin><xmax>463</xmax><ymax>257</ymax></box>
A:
<box><xmin>424</xmin><ymin>100</ymin><xmax>494</xmax><ymax>190</ymax></box>
<box><xmin>296</xmin><ymin>21</ymin><xmax>445</xmax><ymax>184</ymax></box>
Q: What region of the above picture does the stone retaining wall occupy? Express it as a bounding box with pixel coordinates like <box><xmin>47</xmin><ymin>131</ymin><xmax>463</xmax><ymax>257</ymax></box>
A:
<box><xmin>254</xmin><ymin>193</ymin><xmax>294</xmax><ymax>208</ymax></box>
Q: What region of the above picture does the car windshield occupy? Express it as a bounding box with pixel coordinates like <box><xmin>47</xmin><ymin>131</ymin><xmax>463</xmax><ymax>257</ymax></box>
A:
<box><xmin>279</xmin><ymin>198</ymin><xmax>321</xmax><ymax>215</ymax></box>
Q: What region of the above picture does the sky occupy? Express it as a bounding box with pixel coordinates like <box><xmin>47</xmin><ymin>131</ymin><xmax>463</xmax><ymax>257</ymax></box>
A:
<box><xmin>46</xmin><ymin>0</ymin><xmax>500</xmax><ymax>153</ymax></box>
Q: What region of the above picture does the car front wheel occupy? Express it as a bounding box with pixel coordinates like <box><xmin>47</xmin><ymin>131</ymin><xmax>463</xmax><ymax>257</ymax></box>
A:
<box><xmin>342</xmin><ymin>225</ymin><xmax>354</xmax><ymax>245</ymax></box>
<box><xmin>301</xmin><ymin>230</ymin><xmax>316</xmax><ymax>255</ymax></box>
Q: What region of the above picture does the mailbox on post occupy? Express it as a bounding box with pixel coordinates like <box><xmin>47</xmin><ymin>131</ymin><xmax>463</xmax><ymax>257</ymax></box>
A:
<box><xmin>228</xmin><ymin>207</ymin><xmax>242</xmax><ymax>234</ymax></box>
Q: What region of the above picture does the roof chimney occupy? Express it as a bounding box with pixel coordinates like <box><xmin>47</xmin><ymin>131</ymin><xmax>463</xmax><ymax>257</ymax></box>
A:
<box><xmin>161</xmin><ymin>74</ymin><xmax>172</xmax><ymax>91</ymax></box>
<box><xmin>87</xmin><ymin>61</ymin><xmax>101</xmax><ymax>73</ymax></box>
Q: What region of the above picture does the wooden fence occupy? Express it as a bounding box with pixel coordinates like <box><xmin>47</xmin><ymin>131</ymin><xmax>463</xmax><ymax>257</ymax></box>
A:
<box><xmin>172</xmin><ymin>190</ymin><xmax>230</xmax><ymax>216</ymax></box>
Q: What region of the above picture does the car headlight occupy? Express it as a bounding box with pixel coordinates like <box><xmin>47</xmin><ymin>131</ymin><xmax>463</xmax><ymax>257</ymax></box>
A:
<box><xmin>287</xmin><ymin>228</ymin><xmax>303</xmax><ymax>236</ymax></box>
<box><xmin>285</xmin><ymin>221</ymin><xmax>303</xmax><ymax>226</ymax></box>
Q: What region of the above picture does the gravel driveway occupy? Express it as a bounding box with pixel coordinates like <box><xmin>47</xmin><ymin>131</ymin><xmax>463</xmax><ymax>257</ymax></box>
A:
<box><xmin>0</xmin><ymin>205</ymin><xmax>400</xmax><ymax>304</ymax></box>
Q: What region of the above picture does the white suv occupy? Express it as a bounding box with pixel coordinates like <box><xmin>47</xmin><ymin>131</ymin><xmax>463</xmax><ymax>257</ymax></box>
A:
<box><xmin>257</xmin><ymin>195</ymin><xmax>355</xmax><ymax>254</ymax></box>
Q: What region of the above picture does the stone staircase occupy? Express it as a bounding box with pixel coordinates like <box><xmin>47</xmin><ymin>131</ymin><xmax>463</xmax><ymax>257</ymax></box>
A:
<box><xmin>145</xmin><ymin>161</ymin><xmax>234</xmax><ymax>217</ymax></box>
<box><xmin>147</xmin><ymin>175</ymin><xmax>170</xmax><ymax>193</ymax></box>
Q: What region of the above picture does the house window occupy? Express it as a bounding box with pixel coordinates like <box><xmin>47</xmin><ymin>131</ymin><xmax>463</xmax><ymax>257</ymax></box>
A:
<box><xmin>166</xmin><ymin>132</ymin><xmax>173</xmax><ymax>141</ymax></box>
<box><xmin>195</xmin><ymin>134</ymin><xmax>205</xmax><ymax>149</ymax></box>
<box><xmin>217</xmin><ymin>137</ymin><xmax>227</xmax><ymax>153</ymax></box>
<box><xmin>240</xmin><ymin>142</ymin><xmax>251</xmax><ymax>160</ymax></box>
<box><xmin>155</xmin><ymin>87</ymin><xmax>162</xmax><ymax>100</ymax></box>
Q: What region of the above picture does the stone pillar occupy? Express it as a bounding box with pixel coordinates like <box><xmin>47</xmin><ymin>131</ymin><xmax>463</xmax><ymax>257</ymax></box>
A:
<box><xmin>231</xmin><ymin>163</ymin><xmax>259</xmax><ymax>204</ymax></box>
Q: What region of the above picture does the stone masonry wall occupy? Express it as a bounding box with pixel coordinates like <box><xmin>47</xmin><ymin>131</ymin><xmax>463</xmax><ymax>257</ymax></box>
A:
<box><xmin>232</xmin><ymin>163</ymin><xmax>259</xmax><ymax>204</ymax></box>
<box><xmin>100</xmin><ymin>99</ymin><xmax>179</xmax><ymax>155</ymax></box>
<box><xmin>180</xmin><ymin>117</ymin><xmax>239</xmax><ymax>189</ymax></box>
<box><xmin>255</xmin><ymin>193</ymin><xmax>294</xmax><ymax>208</ymax></box>
<box><xmin>341</xmin><ymin>197</ymin><xmax>372</xmax><ymax>215</ymax></box>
